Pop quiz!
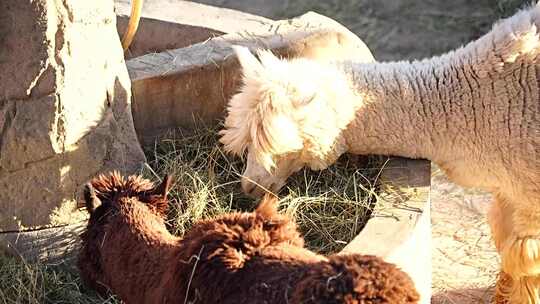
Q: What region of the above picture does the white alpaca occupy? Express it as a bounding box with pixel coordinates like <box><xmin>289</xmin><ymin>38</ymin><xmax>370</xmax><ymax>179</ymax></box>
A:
<box><xmin>220</xmin><ymin>5</ymin><xmax>540</xmax><ymax>304</ymax></box>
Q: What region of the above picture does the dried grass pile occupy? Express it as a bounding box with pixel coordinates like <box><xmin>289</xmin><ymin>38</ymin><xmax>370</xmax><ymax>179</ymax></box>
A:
<box><xmin>144</xmin><ymin>124</ymin><xmax>382</xmax><ymax>254</ymax></box>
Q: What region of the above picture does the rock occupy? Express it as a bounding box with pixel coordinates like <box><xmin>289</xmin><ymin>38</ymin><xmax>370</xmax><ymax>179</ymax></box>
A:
<box><xmin>0</xmin><ymin>0</ymin><xmax>146</xmax><ymax>231</ymax></box>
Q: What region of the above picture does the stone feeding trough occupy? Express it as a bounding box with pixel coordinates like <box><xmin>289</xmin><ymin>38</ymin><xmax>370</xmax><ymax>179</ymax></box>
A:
<box><xmin>1</xmin><ymin>0</ymin><xmax>431</xmax><ymax>302</ymax></box>
<box><xmin>120</xmin><ymin>0</ymin><xmax>432</xmax><ymax>301</ymax></box>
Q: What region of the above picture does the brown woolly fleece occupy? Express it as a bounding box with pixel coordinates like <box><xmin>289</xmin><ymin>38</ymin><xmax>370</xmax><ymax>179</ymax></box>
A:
<box><xmin>78</xmin><ymin>171</ymin><xmax>419</xmax><ymax>304</ymax></box>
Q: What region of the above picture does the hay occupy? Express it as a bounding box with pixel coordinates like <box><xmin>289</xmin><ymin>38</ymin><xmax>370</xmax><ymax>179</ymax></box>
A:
<box><xmin>0</xmin><ymin>124</ymin><xmax>380</xmax><ymax>304</ymax></box>
<box><xmin>0</xmin><ymin>254</ymin><xmax>120</xmax><ymax>304</ymax></box>
<box><xmin>143</xmin><ymin>123</ymin><xmax>380</xmax><ymax>254</ymax></box>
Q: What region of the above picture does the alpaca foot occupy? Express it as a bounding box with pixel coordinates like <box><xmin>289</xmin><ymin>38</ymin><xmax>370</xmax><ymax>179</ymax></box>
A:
<box><xmin>498</xmin><ymin>236</ymin><xmax>540</xmax><ymax>304</ymax></box>
<box><xmin>493</xmin><ymin>271</ymin><xmax>512</xmax><ymax>304</ymax></box>
<box><xmin>494</xmin><ymin>274</ymin><xmax>540</xmax><ymax>304</ymax></box>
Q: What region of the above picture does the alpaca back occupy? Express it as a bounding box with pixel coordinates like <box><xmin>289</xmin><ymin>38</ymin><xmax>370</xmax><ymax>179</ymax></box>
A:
<box><xmin>176</xmin><ymin>239</ymin><xmax>419</xmax><ymax>304</ymax></box>
<box><xmin>174</xmin><ymin>198</ymin><xmax>419</xmax><ymax>304</ymax></box>
<box><xmin>291</xmin><ymin>254</ymin><xmax>419</xmax><ymax>304</ymax></box>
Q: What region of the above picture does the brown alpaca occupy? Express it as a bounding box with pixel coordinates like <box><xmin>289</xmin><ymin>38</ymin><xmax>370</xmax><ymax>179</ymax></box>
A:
<box><xmin>78</xmin><ymin>172</ymin><xmax>419</xmax><ymax>304</ymax></box>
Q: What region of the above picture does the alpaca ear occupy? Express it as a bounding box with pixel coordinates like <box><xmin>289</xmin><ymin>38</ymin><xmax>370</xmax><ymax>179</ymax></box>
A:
<box><xmin>219</xmin><ymin>46</ymin><xmax>263</xmax><ymax>157</ymax></box>
<box><xmin>219</xmin><ymin>102</ymin><xmax>251</xmax><ymax>157</ymax></box>
<box><xmin>153</xmin><ymin>175</ymin><xmax>173</xmax><ymax>198</ymax></box>
<box><xmin>255</xmin><ymin>194</ymin><xmax>279</xmax><ymax>219</ymax></box>
<box><xmin>83</xmin><ymin>183</ymin><xmax>101</xmax><ymax>214</ymax></box>
<box><xmin>232</xmin><ymin>45</ymin><xmax>264</xmax><ymax>79</ymax></box>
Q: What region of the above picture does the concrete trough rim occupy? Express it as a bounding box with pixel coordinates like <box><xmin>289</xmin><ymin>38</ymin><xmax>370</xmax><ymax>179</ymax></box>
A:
<box><xmin>341</xmin><ymin>157</ymin><xmax>431</xmax><ymax>303</ymax></box>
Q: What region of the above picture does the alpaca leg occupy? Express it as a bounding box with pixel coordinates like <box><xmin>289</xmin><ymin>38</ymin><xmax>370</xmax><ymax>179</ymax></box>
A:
<box><xmin>498</xmin><ymin>195</ymin><xmax>540</xmax><ymax>304</ymax></box>
<box><xmin>488</xmin><ymin>197</ymin><xmax>515</xmax><ymax>303</ymax></box>
<box><xmin>488</xmin><ymin>196</ymin><xmax>514</xmax><ymax>252</ymax></box>
<box><xmin>500</xmin><ymin>237</ymin><xmax>540</xmax><ymax>303</ymax></box>
<box><xmin>492</xmin><ymin>272</ymin><xmax>512</xmax><ymax>304</ymax></box>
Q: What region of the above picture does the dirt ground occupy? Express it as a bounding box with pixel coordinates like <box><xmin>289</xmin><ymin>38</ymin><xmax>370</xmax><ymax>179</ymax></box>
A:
<box><xmin>192</xmin><ymin>1</ymin><xmax>528</xmax><ymax>303</ymax></box>
<box><xmin>194</xmin><ymin>0</ymin><xmax>526</xmax><ymax>61</ymax></box>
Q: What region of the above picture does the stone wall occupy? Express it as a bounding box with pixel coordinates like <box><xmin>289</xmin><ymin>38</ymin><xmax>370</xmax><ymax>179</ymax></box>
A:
<box><xmin>0</xmin><ymin>0</ymin><xmax>145</xmax><ymax>230</ymax></box>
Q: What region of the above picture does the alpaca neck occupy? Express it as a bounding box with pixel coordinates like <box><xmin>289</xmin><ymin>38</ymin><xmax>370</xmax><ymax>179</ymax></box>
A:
<box><xmin>124</xmin><ymin>213</ymin><xmax>179</xmax><ymax>249</ymax></box>
<box><xmin>339</xmin><ymin>22</ymin><xmax>538</xmax><ymax>167</ymax></box>
<box><xmin>104</xmin><ymin>210</ymin><xmax>181</xmax><ymax>297</ymax></box>
<box><xmin>341</xmin><ymin>57</ymin><xmax>465</xmax><ymax>162</ymax></box>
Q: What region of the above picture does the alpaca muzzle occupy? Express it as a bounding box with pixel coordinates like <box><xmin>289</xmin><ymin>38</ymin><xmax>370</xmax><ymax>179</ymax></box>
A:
<box><xmin>241</xmin><ymin>176</ymin><xmax>284</xmax><ymax>198</ymax></box>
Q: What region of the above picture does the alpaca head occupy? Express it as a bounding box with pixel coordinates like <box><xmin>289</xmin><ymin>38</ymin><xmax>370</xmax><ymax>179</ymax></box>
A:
<box><xmin>78</xmin><ymin>171</ymin><xmax>172</xmax><ymax>293</ymax></box>
<box><xmin>82</xmin><ymin>171</ymin><xmax>173</xmax><ymax>219</ymax></box>
<box><xmin>220</xmin><ymin>46</ymin><xmax>358</xmax><ymax>197</ymax></box>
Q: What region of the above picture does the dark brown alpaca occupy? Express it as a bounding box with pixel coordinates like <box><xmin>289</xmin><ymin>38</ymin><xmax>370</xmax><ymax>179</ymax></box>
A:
<box><xmin>78</xmin><ymin>171</ymin><xmax>420</xmax><ymax>304</ymax></box>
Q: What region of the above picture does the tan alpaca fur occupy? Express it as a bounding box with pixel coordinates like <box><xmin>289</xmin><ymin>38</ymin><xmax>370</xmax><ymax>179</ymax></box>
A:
<box><xmin>220</xmin><ymin>5</ymin><xmax>540</xmax><ymax>304</ymax></box>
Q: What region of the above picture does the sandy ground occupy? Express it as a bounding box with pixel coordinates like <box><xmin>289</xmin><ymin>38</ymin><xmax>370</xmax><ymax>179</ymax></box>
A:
<box><xmin>191</xmin><ymin>1</ymin><xmax>529</xmax><ymax>302</ymax></box>
<box><xmin>430</xmin><ymin>166</ymin><xmax>498</xmax><ymax>304</ymax></box>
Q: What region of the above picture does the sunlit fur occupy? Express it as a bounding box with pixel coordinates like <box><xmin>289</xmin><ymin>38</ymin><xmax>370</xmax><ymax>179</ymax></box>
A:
<box><xmin>221</xmin><ymin>5</ymin><xmax>540</xmax><ymax>304</ymax></box>
<box><xmin>219</xmin><ymin>46</ymin><xmax>360</xmax><ymax>196</ymax></box>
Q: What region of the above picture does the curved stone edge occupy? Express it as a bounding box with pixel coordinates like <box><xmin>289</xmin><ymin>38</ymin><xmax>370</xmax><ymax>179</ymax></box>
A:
<box><xmin>340</xmin><ymin>158</ymin><xmax>431</xmax><ymax>304</ymax></box>
<box><xmin>126</xmin><ymin>11</ymin><xmax>375</xmax><ymax>146</ymax></box>
<box><xmin>115</xmin><ymin>0</ymin><xmax>274</xmax><ymax>59</ymax></box>
<box><xmin>114</xmin><ymin>0</ymin><xmax>273</xmax><ymax>36</ymax></box>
